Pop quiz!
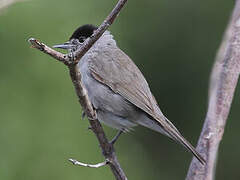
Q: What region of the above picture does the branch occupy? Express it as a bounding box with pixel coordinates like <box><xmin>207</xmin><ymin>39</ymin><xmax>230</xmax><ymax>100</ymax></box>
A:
<box><xmin>0</xmin><ymin>0</ymin><xmax>22</xmax><ymax>11</ymax></box>
<box><xmin>28</xmin><ymin>0</ymin><xmax>128</xmax><ymax>180</ymax></box>
<box><xmin>69</xmin><ymin>158</ymin><xmax>109</xmax><ymax>168</ymax></box>
<box><xmin>186</xmin><ymin>1</ymin><xmax>240</xmax><ymax>179</ymax></box>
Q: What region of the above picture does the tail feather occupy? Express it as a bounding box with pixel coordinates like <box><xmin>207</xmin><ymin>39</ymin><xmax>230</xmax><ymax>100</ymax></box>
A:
<box><xmin>137</xmin><ymin>115</ymin><xmax>205</xmax><ymax>165</ymax></box>
<box><xmin>159</xmin><ymin>117</ymin><xmax>206</xmax><ymax>165</ymax></box>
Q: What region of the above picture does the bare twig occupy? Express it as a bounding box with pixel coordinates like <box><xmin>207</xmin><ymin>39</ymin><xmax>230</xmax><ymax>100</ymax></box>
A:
<box><xmin>69</xmin><ymin>158</ymin><xmax>109</xmax><ymax>168</ymax></box>
<box><xmin>186</xmin><ymin>1</ymin><xmax>240</xmax><ymax>179</ymax></box>
<box><xmin>28</xmin><ymin>0</ymin><xmax>128</xmax><ymax>180</ymax></box>
<box><xmin>29</xmin><ymin>38</ymin><xmax>70</xmax><ymax>64</ymax></box>
<box><xmin>0</xmin><ymin>0</ymin><xmax>23</xmax><ymax>11</ymax></box>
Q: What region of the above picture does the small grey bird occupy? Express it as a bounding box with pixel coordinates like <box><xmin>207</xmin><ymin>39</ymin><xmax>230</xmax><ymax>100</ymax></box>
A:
<box><xmin>53</xmin><ymin>24</ymin><xmax>205</xmax><ymax>164</ymax></box>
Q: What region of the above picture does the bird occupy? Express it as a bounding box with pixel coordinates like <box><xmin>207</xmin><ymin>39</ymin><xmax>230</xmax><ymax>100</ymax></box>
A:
<box><xmin>53</xmin><ymin>24</ymin><xmax>205</xmax><ymax>165</ymax></box>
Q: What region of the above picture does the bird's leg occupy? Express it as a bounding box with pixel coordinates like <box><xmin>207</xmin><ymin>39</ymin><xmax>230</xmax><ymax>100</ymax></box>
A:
<box><xmin>110</xmin><ymin>130</ymin><xmax>123</xmax><ymax>145</ymax></box>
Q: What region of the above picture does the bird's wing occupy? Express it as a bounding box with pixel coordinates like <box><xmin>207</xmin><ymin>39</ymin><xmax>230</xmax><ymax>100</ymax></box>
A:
<box><xmin>89</xmin><ymin>48</ymin><xmax>182</xmax><ymax>137</ymax></box>
<box><xmin>89</xmin><ymin>47</ymin><xmax>158</xmax><ymax>118</ymax></box>
<box><xmin>89</xmin><ymin>47</ymin><xmax>206</xmax><ymax>165</ymax></box>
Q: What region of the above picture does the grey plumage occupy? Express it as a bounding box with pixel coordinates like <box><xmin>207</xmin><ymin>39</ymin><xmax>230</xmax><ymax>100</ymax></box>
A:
<box><xmin>53</xmin><ymin>25</ymin><xmax>205</xmax><ymax>165</ymax></box>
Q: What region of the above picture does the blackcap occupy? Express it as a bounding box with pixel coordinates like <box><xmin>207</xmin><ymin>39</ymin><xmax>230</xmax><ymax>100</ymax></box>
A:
<box><xmin>53</xmin><ymin>24</ymin><xmax>205</xmax><ymax>164</ymax></box>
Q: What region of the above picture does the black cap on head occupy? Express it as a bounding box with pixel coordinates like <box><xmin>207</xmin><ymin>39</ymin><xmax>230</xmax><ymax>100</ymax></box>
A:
<box><xmin>70</xmin><ymin>24</ymin><xmax>98</xmax><ymax>42</ymax></box>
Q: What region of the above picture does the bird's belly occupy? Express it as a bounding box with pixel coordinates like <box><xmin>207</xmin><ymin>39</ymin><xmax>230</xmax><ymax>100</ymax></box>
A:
<box><xmin>97</xmin><ymin>110</ymin><xmax>137</xmax><ymax>131</ymax></box>
<box><xmin>79</xmin><ymin>60</ymin><xmax>138</xmax><ymax>130</ymax></box>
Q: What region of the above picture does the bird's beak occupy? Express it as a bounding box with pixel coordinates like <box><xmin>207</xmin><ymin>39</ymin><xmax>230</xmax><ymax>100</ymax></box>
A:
<box><xmin>52</xmin><ymin>41</ymin><xmax>75</xmax><ymax>50</ymax></box>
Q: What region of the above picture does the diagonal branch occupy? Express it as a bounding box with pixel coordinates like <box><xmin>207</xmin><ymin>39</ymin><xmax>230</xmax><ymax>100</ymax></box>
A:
<box><xmin>186</xmin><ymin>1</ymin><xmax>240</xmax><ymax>179</ymax></box>
<box><xmin>28</xmin><ymin>0</ymin><xmax>128</xmax><ymax>180</ymax></box>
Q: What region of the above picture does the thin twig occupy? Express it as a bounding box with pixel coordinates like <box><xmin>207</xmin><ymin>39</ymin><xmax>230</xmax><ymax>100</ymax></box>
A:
<box><xmin>29</xmin><ymin>38</ymin><xmax>70</xmax><ymax>65</ymax></box>
<box><xmin>186</xmin><ymin>1</ymin><xmax>240</xmax><ymax>179</ymax></box>
<box><xmin>28</xmin><ymin>0</ymin><xmax>128</xmax><ymax>180</ymax></box>
<box><xmin>69</xmin><ymin>158</ymin><xmax>109</xmax><ymax>168</ymax></box>
<box><xmin>0</xmin><ymin>0</ymin><xmax>23</xmax><ymax>11</ymax></box>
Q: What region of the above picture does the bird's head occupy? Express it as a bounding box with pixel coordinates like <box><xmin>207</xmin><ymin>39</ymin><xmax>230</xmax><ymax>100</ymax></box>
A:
<box><xmin>53</xmin><ymin>24</ymin><xmax>98</xmax><ymax>52</ymax></box>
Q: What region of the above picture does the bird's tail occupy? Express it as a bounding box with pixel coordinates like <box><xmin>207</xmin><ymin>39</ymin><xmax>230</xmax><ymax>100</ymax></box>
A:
<box><xmin>137</xmin><ymin>115</ymin><xmax>205</xmax><ymax>165</ymax></box>
<box><xmin>163</xmin><ymin>117</ymin><xmax>205</xmax><ymax>165</ymax></box>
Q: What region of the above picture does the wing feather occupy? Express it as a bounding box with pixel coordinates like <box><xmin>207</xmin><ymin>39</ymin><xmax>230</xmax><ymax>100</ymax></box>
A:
<box><xmin>89</xmin><ymin>48</ymin><xmax>157</xmax><ymax>118</ymax></box>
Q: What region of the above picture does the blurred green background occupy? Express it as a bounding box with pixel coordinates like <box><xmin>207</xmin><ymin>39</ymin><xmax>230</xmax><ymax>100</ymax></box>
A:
<box><xmin>0</xmin><ymin>0</ymin><xmax>238</xmax><ymax>179</ymax></box>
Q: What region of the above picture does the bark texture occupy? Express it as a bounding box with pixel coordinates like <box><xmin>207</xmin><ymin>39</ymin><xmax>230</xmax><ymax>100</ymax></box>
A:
<box><xmin>186</xmin><ymin>1</ymin><xmax>240</xmax><ymax>179</ymax></box>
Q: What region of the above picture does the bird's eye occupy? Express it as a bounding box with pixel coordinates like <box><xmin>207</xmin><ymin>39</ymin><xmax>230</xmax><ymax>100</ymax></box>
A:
<box><xmin>79</xmin><ymin>36</ymin><xmax>86</xmax><ymax>43</ymax></box>
<box><xmin>71</xmin><ymin>39</ymin><xmax>81</xmax><ymax>45</ymax></box>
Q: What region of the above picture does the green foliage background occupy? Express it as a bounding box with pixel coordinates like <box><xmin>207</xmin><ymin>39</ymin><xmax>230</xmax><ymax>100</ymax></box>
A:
<box><xmin>0</xmin><ymin>0</ymin><xmax>237</xmax><ymax>179</ymax></box>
